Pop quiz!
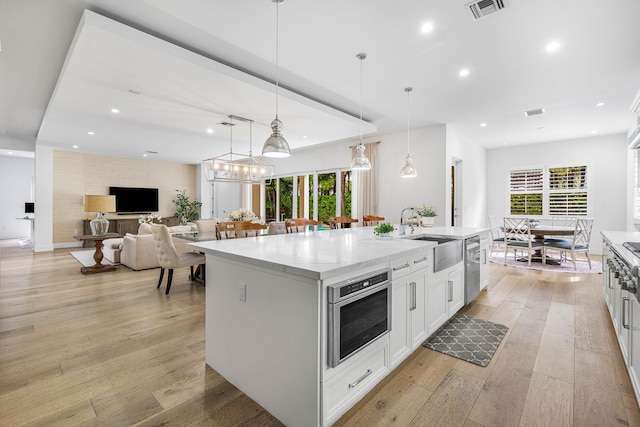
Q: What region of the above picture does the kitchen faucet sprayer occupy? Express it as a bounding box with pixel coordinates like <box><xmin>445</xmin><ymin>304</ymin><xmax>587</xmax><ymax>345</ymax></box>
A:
<box><xmin>399</xmin><ymin>207</ymin><xmax>415</xmax><ymax>235</ymax></box>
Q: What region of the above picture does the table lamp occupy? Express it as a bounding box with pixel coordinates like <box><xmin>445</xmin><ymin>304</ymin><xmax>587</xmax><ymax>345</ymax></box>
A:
<box><xmin>84</xmin><ymin>195</ymin><xmax>116</xmax><ymax>235</ymax></box>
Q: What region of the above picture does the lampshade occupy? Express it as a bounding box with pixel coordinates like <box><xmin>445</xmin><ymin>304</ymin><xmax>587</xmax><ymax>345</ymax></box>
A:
<box><xmin>262</xmin><ymin>0</ymin><xmax>291</xmax><ymax>158</ymax></box>
<box><xmin>400</xmin><ymin>155</ymin><xmax>418</xmax><ymax>178</ymax></box>
<box><xmin>84</xmin><ymin>195</ymin><xmax>116</xmax><ymax>236</ymax></box>
<box><xmin>84</xmin><ymin>195</ymin><xmax>116</xmax><ymax>213</ymax></box>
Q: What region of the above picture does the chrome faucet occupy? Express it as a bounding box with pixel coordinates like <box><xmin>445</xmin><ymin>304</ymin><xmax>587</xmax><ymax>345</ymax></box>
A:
<box><xmin>400</xmin><ymin>207</ymin><xmax>415</xmax><ymax>235</ymax></box>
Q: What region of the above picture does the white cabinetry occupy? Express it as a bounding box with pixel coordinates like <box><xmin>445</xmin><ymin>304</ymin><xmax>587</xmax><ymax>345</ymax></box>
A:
<box><xmin>427</xmin><ymin>261</ymin><xmax>464</xmax><ymax>335</ymax></box>
<box><xmin>389</xmin><ymin>250</ymin><xmax>430</xmax><ymax>368</ymax></box>
<box><xmin>480</xmin><ymin>232</ymin><xmax>491</xmax><ymax>290</ymax></box>
<box><xmin>629</xmin><ymin>296</ymin><xmax>640</xmax><ymax>403</ymax></box>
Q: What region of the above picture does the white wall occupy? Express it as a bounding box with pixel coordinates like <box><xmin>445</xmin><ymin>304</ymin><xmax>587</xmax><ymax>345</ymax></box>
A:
<box><xmin>486</xmin><ymin>133</ymin><xmax>628</xmax><ymax>254</ymax></box>
<box><xmin>34</xmin><ymin>145</ymin><xmax>54</xmax><ymax>252</ymax></box>
<box><xmin>447</xmin><ymin>127</ymin><xmax>487</xmax><ymax>227</ymax></box>
<box><xmin>0</xmin><ymin>155</ymin><xmax>35</xmax><ymax>239</ymax></box>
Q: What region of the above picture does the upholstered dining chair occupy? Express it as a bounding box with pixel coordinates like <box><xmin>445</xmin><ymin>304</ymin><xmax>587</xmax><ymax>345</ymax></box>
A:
<box><xmin>362</xmin><ymin>215</ymin><xmax>385</xmax><ymax>226</ymax></box>
<box><xmin>267</xmin><ymin>221</ymin><xmax>287</xmax><ymax>235</ymax></box>
<box><xmin>488</xmin><ymin>215</ymin><xmax>505</xmax><ymax>256</ymax></box>
<box><xmin>545</xmin><ymin>218</ymin><xmax>594</xmax><ymax>270</ymax></box>
<box><xmin>195</xmin><ymin>219</ymin><xmax>218</xmax><ymax>234</ymax></box>
<box><xmin>503</xmin><ymin>217</ymin><xmax>545</xmax><ymax>267</ymax></box>
<box><xmin>151</xmin><ymin>224</ymin><xmax>205</xmax><ymax>294</ymax></box>
<box><xmin>285</xmin><ymin>218</ymin><xmax>321</xmax><ymax>233</ymax></box>
<box><xmin>329</xmin><ymin>217</ymin><xmax>359</xmax><ymax>229</ymax></box>
<box><xmin>216</xmin><ymin>221</ymin><xmax>267</xmax><ymax>239</ymax></box>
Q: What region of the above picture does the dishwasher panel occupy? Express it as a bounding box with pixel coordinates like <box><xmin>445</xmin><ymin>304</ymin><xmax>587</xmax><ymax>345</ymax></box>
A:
<box><xmin>464</xmin><ymin>235</ymin><xmax>481</xmax><ymax>305</ymax></box>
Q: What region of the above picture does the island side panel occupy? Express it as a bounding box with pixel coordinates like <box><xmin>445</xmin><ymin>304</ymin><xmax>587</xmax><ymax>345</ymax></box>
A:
<box><xmin>205</xmin><ymin>255</ymin><xmax>322</xmax><ymax>427</ymax></box>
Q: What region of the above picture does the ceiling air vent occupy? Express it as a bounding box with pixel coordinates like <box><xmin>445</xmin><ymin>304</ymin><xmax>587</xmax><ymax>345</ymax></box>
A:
<box><xmin>524</xmin><ymin>108</ymin><xmax>545</xmax><ymax>117</ymax></box>
<box><xmin>467</xmin><ymin>0</ymin><xmax>507</xmax><ymax>20</ymax></box>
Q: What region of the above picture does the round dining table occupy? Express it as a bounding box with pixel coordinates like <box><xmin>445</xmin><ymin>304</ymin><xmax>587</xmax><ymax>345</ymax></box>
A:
<box><xmin>504</xmin><ymin>224</ymin><xmax>575</xmax><ymax>265</ymax></box>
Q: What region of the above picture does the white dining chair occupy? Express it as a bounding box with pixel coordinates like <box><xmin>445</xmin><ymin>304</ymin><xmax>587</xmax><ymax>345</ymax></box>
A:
<box><xmin>488</xmin><ymin>215</ymin><xmax>505</xmax><ymax>256</ymax></box>
<box><xmin>503</xmin><ymin>217</ymin><xmax>546</xmax><ymax>266</ymax></box>
<box><xmin>545</xmin><ymin>218</ymin><xmax>594</xmax><ymax>270</ymax></box>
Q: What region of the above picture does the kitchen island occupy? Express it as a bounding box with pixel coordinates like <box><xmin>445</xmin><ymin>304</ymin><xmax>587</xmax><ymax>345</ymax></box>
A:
<box><xmin>188</xmin><ymin>226</ymin><xmax>488</xmax><ymax>426</ymax></box>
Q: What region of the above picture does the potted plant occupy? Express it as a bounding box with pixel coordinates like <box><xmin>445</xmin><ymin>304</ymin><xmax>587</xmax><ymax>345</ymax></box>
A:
<box><xmin>417</xmin><ymin>204</ymin><xmax>437</xmax><ymax>226</ymax></box>
<box><xmin>373</xmin><ymin>222</ymin><xmax>396</xmax><ymax>237</ymax></box>
<box><xmin>172</xmin><ymin>190</ymin><xmax>202</xmax><ymax>225</ymax></box>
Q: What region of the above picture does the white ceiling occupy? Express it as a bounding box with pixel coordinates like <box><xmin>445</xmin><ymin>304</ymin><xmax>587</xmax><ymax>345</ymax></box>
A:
<box><xmin>2</xmin><ymin>0</ymin><xmax>640</xmax><ymax>164</ymax></box>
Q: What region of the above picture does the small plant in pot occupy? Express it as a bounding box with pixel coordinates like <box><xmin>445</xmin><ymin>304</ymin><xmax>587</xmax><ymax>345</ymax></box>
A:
<box><xmin>416</xmin><ymin>205</ymin><xmax>437</xmax><ymax>226</ymax></box>
<box><xmin>374</xmin><ymin>222</ymin><xmax>396</xmax><ymax>237</ymax></box>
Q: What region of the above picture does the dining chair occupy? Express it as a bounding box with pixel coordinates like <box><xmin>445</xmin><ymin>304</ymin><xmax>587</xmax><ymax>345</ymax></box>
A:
<box><xmin>545</xmin><ymin>217</ymin><xmax>577</xmax><ymax>244</ymax></box>
<box><xmin>285</xmin><ymin>218</ymin><xmax>321</xmax><ymax>233</ymax></box>
<box><xmin>216</xmin><ymin>221</ymin><xmax>267</xmax><ymax>239</ymax></box>
<box><xmin>503</xmin><ymin>217</ymin><xmax>545</xmax><ymax>267</ymax></box>
<box><xmin>329</xmin><ymin>217</ymin><xmax>359</xmax><ymax>229</ymax></box>
<box><xmin>195</xmin><ymin>219</ymin><xmax>218</xmax><ymax>234</ymax></box>
<box><xmin>150</xmin><ymin>224</ymin><xmax>205</xmax><ymax>294</ymax></box>
<box><xmin>488</xmin><ymin>215</ymin><xmax>505</xmax><ymax>256</ymax></box>
<box><xmin>267</xmin><ymin>221</ymin><xmax>287</xmax><ymax>235</ymax></box>
<box><xmin>362</xmin><ymin>215</ymin><xmax>385</xmax><ymax>226</ymax></box>
<box><xmin>545</xmin><ymin>218</ymin><xmax>594</xmax><ymax>270</ymax></box>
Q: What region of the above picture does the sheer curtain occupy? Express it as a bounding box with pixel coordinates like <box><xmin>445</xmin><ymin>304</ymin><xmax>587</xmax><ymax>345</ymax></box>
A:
<box><xmin>353</xmin><ymin>142</ymin><xmax>379</xmax><ymax>221</ymax></box>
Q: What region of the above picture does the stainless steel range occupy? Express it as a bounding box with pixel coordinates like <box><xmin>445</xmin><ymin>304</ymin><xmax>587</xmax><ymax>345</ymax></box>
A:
<box><xmin>609</xmin><ymin>242</ymin><xmax>640</xmax><ymax>300</ymax></box>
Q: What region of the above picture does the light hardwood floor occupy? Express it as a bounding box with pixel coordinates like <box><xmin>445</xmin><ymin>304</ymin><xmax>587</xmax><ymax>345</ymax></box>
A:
<box><xmin>0</xmin><ymin>243</ymin><xmax>638</xmax><ymax>426</ymax></box>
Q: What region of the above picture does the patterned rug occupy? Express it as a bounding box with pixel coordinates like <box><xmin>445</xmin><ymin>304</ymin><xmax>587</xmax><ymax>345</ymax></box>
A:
<box><xmin>422</xmin><ymin>314</ymin><xmax>508</xmax><ymax>367</ymax></box>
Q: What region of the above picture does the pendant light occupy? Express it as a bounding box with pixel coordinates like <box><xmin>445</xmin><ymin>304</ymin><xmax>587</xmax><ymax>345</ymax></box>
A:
<box><xmin>400</xmin><ymin>87</ymin><xmax>417</xmax><ymax>178</ymax></box>
<box><xmin>262</xmin><ymin>0</ymin><xmax>291</xmax><ymax>158</ymax></box>
<box><xmin>351</xmin><ymin>53</ymin><xmax>371</xmax><ymax>171</ymax></box>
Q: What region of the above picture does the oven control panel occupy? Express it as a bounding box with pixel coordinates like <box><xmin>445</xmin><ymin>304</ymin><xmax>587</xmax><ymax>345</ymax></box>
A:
<box><xmin>328</xmin><ymin>269</ymin><xmax>390</xmax><ymax>303</ymax></box>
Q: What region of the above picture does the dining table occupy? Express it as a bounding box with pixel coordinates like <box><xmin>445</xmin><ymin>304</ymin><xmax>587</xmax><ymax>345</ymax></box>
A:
<box><xmin>505</xmin><ymin>224</ymin><xmax>575</xmax><ymax>265</ymax></box>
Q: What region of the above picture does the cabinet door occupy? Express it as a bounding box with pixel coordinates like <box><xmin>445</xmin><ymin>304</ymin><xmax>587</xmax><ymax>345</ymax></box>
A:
<box><xmin>410</xmin><ymin>269</ymin><xmax>428</xmax><ymax>350</ymax></box>
<box><xmin>619</xmin><ymin>291</ymin><xmax>632</xmax><ymax>364</ymax></box>
<box><xmin>390</xmin><ymin>277</ymin><xmax>410</xmax><ymax>368</ymax></box>
<box><xmin>427</xmin><ymin>275</ymin><xmax>448</xmax><ymax>334</ymax></box>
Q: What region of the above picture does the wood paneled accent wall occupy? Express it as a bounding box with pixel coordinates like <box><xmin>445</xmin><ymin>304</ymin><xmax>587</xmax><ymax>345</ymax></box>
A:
<box><xmin>53</xmin><ymin>150</ymin><xmax>197</xmax><ymax>244</ymax></box>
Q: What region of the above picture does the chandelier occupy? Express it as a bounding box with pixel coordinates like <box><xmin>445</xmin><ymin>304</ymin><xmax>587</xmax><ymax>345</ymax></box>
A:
<box><xmin>203</xmin><ymin>115</ymin><xmax>275</xmax><ymax>184</ymax></box>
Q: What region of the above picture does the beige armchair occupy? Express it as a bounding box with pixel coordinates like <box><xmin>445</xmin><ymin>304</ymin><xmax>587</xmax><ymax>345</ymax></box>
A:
<box><xmin>151</xmin><ymin>224</ymin><xmax>206</xmax><ymax>294</ymax></box>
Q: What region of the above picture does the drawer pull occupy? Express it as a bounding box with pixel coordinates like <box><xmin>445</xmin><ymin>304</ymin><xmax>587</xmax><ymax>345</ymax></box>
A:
<box><xmin>349</xmin><ymin>369</ymin><xmax>373</xmax><ymax>388</ymax></box>
<box><xmin>393</xmin><ymin>263</ymin><xmax>410</xmax><ymax>271</ymax></box>
<box><xmin>414</xmin><ymin>256</ymin><xmax>428</xmax><ymax>264</ymax></box>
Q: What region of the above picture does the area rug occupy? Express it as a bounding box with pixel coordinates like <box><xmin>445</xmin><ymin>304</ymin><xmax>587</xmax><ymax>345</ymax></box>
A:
<box><xmin>490</xmin><ymin>252</ymin><xmax>601</xmax><ymax>274</ymax></box>
<box><xmin>422</xmin><ymin>314</ymin><xmax>508</xmax><ymax>367</ymax></box>
<box><xmin>70</xmin><ymin>250</ymin><xmax>115</xmax><ymax>267</ymax></box>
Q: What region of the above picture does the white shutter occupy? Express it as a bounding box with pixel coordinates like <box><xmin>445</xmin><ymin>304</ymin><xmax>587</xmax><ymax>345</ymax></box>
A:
<box><xmin>509</xmin><ymin>168</ymin><xmax>543</xmax><ymax>215</ymax></box>
<box><xmin>548</xmin><ymin>166</ymin><xmax>588</xmax><ymax>216</ymax></box>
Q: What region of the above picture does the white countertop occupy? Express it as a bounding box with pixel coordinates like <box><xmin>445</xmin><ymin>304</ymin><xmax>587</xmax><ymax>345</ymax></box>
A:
<box><xmin>188</xmin><ymin>225</ymin><xmax>489</xmax><ymax>280</ymax></box>
<box><xmin>601</xmin><ymin>230</ymin><xmax>640</xmax><ymax>245</ymax></box>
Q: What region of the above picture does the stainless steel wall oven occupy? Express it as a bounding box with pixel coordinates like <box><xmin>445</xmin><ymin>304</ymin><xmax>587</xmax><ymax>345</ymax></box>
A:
<box><xmin>327</xmin><ymin>269</ymin><xmax>391</xmax><ymax>368</ymax></box>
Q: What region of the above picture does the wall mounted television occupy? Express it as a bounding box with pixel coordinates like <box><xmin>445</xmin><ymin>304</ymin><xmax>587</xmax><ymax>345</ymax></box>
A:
<box><xmin>109</xmin><ymin>187</ymin><xmax>159</xmax><ymax>214</ymax></box>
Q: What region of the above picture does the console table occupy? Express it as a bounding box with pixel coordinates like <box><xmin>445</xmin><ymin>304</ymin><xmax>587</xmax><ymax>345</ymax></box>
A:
<box><xmin>81</xmin><ymin>217</ymin><xmax>179</xmax><ymax>247</ymax></box>
<box><xmin>73</xmin><ymin>233</ymin><xmax>121</xmax><ymax>274</ymax></box>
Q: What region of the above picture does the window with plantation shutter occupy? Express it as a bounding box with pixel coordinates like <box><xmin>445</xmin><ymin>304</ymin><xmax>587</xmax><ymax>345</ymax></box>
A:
<box><xmin>634</xmin><ymin>150</ymin><xmax>640</xmax><ymax>219</ymax></box>
<box><xmin>509</xmin><ymin>168</ymin><xmax>543</xmax><ymax>215</ymax></box>
<box><xmin>548</xmin><ymin>166</ymin><xmax>588</xmax><ymax>216</ymax></box>
<box><xmin>508</xmin><ymin>165</ymin><xmax>590</xmax><ymax>217</ymax></box>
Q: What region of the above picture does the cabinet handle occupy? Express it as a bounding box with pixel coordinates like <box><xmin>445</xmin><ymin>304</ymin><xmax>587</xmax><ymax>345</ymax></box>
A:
<box><xmin>448</xmin><ymin>280</ymin><xmax>453</xmax><ymax>302</ymax></box>
<box><xmin>623</xmin><ymin>297</ymin><xmax>630</xmax><ymax>329</ymax></box>
<box><xmin>349</xmin><ymin>369</ymin><xmax>373</xmax><ymax>388</ymax></box>
<box><xmin>393</xmin><ymin>263</ymin><xmax>410</xmax><ymax>271</ymax></box>
<box><xmin>482</xmin><ymin>249</ymin><xmax>487</xmax><ymax>265</ymax></box>
<box><xmin>410</xmin><ymin>281</ymin><xmax>417</xmax><ymax>311</ymax></box>
<box><xmin>413</xmin><ymin>256</ymin><xmax>428</xmax><ymax>264</ymax></box>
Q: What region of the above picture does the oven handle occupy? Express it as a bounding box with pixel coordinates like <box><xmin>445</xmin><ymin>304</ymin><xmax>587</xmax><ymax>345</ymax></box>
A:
<box><xmin>349</xmin><ymin>369</ymin><xmax>373</xmax><ymax>388</ymax></box>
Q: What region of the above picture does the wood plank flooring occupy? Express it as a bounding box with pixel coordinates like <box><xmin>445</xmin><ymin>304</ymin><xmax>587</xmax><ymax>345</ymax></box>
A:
<box><xmin>0</xmin><ymin>244</ymin><xmax>638</xmax><ymax>426</ymax></box>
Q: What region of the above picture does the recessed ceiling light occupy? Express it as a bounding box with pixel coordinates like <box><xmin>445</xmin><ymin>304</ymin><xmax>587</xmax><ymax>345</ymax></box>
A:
<box><xmin>8</xmin><ymin>151</ymin><xmax>13</xmax><ymax>155</ymax></box>
<box><xmin>591</xmin><ymin>130</ymin><xmax>598</xmax><ymax>134</ymax></box>
<box><xmin>206</xmin><ymin>128</ymin><xmax>214</xmax><ymax>134</ymax></box>
<box><xmin>596</xmin><ymin>102</ymin><xmax>605</xmax><ymax>107</ymax></box>
<box><xmin>302</xmin><ymin>135</ymin><xmax>308</xmax><ymax>138</ymax></box>
<box><xmin>421</xmin><ymin>22</ymin><xmax>434</xmax><ymax>33</ymax></box>
<box><xmin>480</xmin><ymin>123</ymin><xmax>487</xmax><ymax>127</ymax></box>
<box><xmin>143</xmin><ymin>153</ymin><xmax>148</xmax><ymax>157</ymax></box>
<box><xmin>111</xmin><ymin>108</ymin><xmax>120</xmax><ymax>114</ymax></box>
<box><xmin>459</xmin><ymin>68</ymin><xmax>470</xmax><ymax>77</ymax></box>
<box><xmin>545</xmin><ymin>41</ymin><xmax>561</xmax><ymax>53</ymax></box>
<box><xmin>73</xmin><ymin>145</ymin><xmax>78</xmax><ymax>149</ymax></box>
<box><xmin>502</xmin><ymin>142</ymin><xmax>508</xmax><ymax>145</ymax></box>
<box><xmin>87</xmin><ymin>131</ymin><xmax>95</xmax><ymax>135</ymax></box>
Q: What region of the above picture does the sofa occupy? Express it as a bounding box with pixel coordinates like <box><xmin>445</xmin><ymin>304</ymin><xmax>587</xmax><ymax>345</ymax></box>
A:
<box><xmin>102</xmin><ymin>223</ymin><xmax>196</xmax><ymax>270</ymax></box>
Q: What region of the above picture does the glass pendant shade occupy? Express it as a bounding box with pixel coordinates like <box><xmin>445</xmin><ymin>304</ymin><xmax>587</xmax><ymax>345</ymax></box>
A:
<box><xmin>401</xmin><ymin>87</ymin><xmax>417</xmax><ymax>178</ymax></box>
<box><xmin>400</xmin><ymin>155</ymin><xmax>417</xmax><ymax>178</ymax></box>
<box><xmin>351</xmin><ymin>53</ymin><xmax>371</xmax><ymax>171</ymax></box>
<box><xmin>351</xmin><ymin>143</ymin><xmax>371</xmax><ymax>170</ymax></box>
<box><xmin>262</xmin><ymin>117</ymin><xmax>291</xmax><ymax>158</ymax></box>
